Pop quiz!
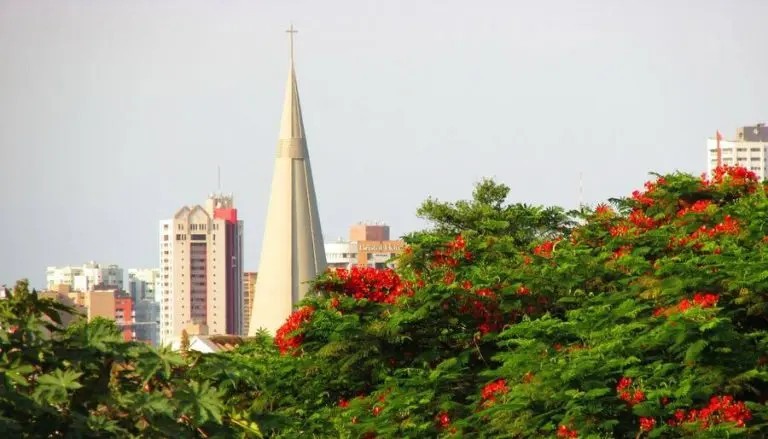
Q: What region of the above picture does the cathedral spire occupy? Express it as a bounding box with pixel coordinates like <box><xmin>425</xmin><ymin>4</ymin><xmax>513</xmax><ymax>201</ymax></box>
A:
<box><xmin>279</xmin><ymin>24</ymin><xmax>305</xmax><ymax>141</ymax></box>
<box><xmin>249</xmin><ymin>27</ymin><xmax>327</xmax><ymax>335</ymax></box>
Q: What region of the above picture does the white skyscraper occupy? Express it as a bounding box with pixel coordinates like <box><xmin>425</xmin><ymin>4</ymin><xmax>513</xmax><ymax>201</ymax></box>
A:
<box><xmin>249</xmin><ymin>28</ymin><xmax>327</xmax><ymax>335</ymax></box>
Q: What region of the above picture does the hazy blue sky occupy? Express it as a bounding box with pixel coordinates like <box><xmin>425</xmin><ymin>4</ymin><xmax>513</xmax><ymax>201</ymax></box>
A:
<box><xmin>1</xmin><ymin>0</ymin><xmax>767</xmax><ymax>288</ymax></box>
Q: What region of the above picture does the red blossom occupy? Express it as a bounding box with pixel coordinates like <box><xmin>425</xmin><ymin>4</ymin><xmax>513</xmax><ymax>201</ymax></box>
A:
<box><xmin>595</xmin><ymin>203</ymin><xmax>614</xmax><ymax>216</ymax></box>
<box><xmin>533</xmin><ymin>240</ymin><xmax>559</xmax><ymax>258</ymax></box>
<box><xmin>693</xmin><ymin>293</ymin><xmax>719</xmax><ymax>308</ymax></box>
<box><xmin>481</xmin><ymin>379</ymin><xmax>509</xmax><ymax>405</ymax></box>
<box><xmin>616</xmin><ymin>377</ymin><xmax>645</xmax><ymax>406</ymax></box>
<box><xmin>556</xmin><ymin>425</ymin><xmax>578</xmax><ymax>438</ymax></box>
<box><xmin>436</xmin><ymin>411</ymin><xmax>451</xmax><ymax>428</ymax></box>
<box><xmin>517</xmin><ymin>285</ymin><xmax>530</xmax><ymax>295</ymax></box>
<box><xmin>659</xmin><ymin>293</ymin><xmax>718</xmax><ymax>316</ymax></box>
<box><xmin>709</xmin><ymin>164</ymin><xmax>758</xmax><ymax>187</ymax></box>
<box><xmin>667</xmin><ymin>395</ymin><xmax>751</xmax><ymax>428</ymax></box>
<box><xmin>609</xmin><ymin>224</ymin><xmax>631</xmax><ymax>237</ymax></box>
<box><xmin>628</xmin><ymin>209</ymin><xmax>655</xmax><ymax>229</ymax></box>
<box><xmin>639</xmin><ymin>417</ymin><xmax>656</xmax><ymax>431</ymax></box>
<box><xmin>319</xmin><ymin>267</ymin><xmax>411</xmax><ymax>304</ymax></box>
<box><xmin>274</xmin><ymin>306</ymin><xmax>315</xmax><ymax>355</ymax></box>
<box><xmin>677</xmin><ymin>199</ymin><xmax>713</xmax><ymax>217</ymax></box>
<box><xmin>338</xmin><ymin>399</ymin><xmax>349</xmax><ymax>408</ymax></box>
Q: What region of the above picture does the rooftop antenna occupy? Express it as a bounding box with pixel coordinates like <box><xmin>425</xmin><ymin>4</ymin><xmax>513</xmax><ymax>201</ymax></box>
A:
<box><xmin>217</xmin><ymin>165</ymin><xmax>222</xmax><ymax>192</ymax></box>
<box><xmin>578</xmin><ymin>171</ymin><xmax>584</xmax><ymax>208</ymax></box>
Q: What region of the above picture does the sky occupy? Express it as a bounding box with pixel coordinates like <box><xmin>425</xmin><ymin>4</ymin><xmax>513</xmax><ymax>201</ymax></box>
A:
<box><xmin>1</xmin><ymin>0</ymin><xmax>767</xmax><ymax>289</ymax></box>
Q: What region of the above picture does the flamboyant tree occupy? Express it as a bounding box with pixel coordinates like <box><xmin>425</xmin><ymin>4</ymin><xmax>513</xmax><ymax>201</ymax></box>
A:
<box><xmin>6</xmin><ymin>165</ymin><xmax>768</xmax><ymax>438</ymax></box>
<box><xmin>203</xmin><ymin>166</ymin><xmax>768</xmax><ymax>438</ymax></box>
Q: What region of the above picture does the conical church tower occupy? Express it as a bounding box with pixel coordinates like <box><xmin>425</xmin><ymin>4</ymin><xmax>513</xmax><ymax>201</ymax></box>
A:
<box><xmin>249</xmin><ymin>27</ymin><xmax>327</xmax><ymax>335</ymax></box>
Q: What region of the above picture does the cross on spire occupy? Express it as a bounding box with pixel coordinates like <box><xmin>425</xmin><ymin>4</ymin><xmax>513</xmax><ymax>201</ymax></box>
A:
<box><xmin>286</xmin><ymin>24</ymin><xmax>298</xmax><ymax>63</ymax></box>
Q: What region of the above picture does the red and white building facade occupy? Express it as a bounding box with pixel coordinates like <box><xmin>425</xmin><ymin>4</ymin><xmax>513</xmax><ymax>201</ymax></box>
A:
<box><xmin>158</xmin><ymin>194</ymin><xmax>244</xmax><ymax>346</ymax></box>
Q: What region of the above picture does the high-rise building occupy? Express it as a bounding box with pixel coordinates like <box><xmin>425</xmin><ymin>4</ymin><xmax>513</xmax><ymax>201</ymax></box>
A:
<box><xmin>249</xmin><ymin>28</ymin><xmax>327</xmax><ymax>335</ymax></box>
<box><xmin>46</xmin><ymin>262</ymin><xmax>124</xmax><ymax>292</ymax></box>
<box><xmin>326</xmin><ymin>223</ymin><xmax>406</xmax><ymax>270</ymax></box>
<box><xmin>158</xmin><ymin>194</ymin><xmax>244</xmax><ymax>346</ymax></box>
<box><xmin>242</xmin><ymin>272</ymin><xmax>257</xmax><ymax>336</ymax></box>
<box><xmin>707</xmin><ymin>123</ymin><xmax>768</xmax><ymax>180</ymax></box>
<box><xmin>127</xmin><ymin>268</ymin><xmax>160</xmax><ymax>302</ymax></box>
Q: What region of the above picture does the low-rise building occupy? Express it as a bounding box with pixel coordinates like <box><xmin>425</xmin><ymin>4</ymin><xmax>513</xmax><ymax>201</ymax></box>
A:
<box><xmin>325</xmin><ymin>223</ymin><xmax>406</xmax><ymax>270</ymax></box>
<box><xmin>41</xmin><ymin>285</ymin><xmax>134</xmax><ymax>341</ymax></box>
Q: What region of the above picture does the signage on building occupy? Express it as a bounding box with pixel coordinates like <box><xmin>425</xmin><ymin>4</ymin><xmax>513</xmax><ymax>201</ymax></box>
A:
<box><xmin>357</xmin><ymin>241</ymin><xmax>405</xmax><ymax>253</ymax></box>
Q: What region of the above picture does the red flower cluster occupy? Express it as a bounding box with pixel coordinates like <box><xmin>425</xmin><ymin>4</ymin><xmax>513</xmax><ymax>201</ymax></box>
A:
<box><xmin>556</xmin><ymin>425</ymin><xmax>578</xmax><ymax>438</ymax></box>
<box><xmin>275</xmin><ymin>306</ymin><xmax>315</xmax><ymax>354</ymax></box>
<box><xmin>677</xmin><ymin>199</ymin><xmax>713</xmax><ymax>217</ymax></box>
<box><xmin>667</xmin><ymin>395</ymin><xmax>751</xmax><ymax>428</ymax></box>
<box><xmin>324</xmin><ymin>267</ymin><xmax>410</xmax><ymax>304</ymax></box>
<box><xmin>628</xmin><ymin>209</ymin><xmax>655</xmax><ymax>229</ymax></box>
<box><xmin>432</xmin><ymin>235</ymin><xmax>472</xmax><ymax>267</ymax></box>
<box><xmin>609</xmin><ymin>224</ymin><xmax>631</xmax><ymax>237</ymax></box>
<box><xmin>669</xmin><ymin>215</ymin><xmax>740</xmax><ymax>248</ymax></box>
<box><xmin>639</xmin><ymin>417</ymin><xmax>656</xmax><ymax>431</ymax></box>
<box><xmin>631</xmin><ymin>177</ymin><xmax>666</xmax><ymax>206</ymax></box>
<box><xmin>458</xmin><ymin>287</ymin><xmax>502</xmax><ymax>335</ymax></box>
<box><xmin>616</xmin><ymin>377</ymin><xmax>645</xmax><ymax>406</ymax></box>
<box><xmin>533</xmin><ymin>239</ymin><xmax>558</xmax><ymax>258</ymax></box>
<box><xmin>705</xmin><ymin>165</ymin><xmax>759</xmax><ymax>187</ymax></box>
<box><xmin>594</xmin><ymin>203</ymin><xmax>614</xmax><ymax>217</ymax></box>
<box><xmin>681</xmin><ymin>293</ymin><xmax>719</xmax><ymax>311</ymax></box>
<box><xmin>480</xmin><ymin>379</ymin><xmax>508</xmax><ymax>405</ymax></box>
<box><xmin>654</xmin><ymin>293</ymin><xmax>719</xmax><ymax>317</ymax></box>
<box><xmin>436</xmin><ymin>411</ymin><xmax>451</xmax><ymax>428</ymax></box>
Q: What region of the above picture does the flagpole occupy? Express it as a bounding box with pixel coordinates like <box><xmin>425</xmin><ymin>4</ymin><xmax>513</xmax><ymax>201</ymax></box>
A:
<box><xmin>716</xmin><ymin>130</ymin><xmax>722</xmax><ymax>168</ymax></box>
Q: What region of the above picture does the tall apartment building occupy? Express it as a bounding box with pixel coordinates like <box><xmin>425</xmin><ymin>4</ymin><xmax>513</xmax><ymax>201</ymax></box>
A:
<box><xmin>242</xmin><ymin>272</ymin><xmax>257</xmax><ymax>336</ymax></box>
<box><xmin>158</xmin><ymin>194</ymin><xmax>244</xmax><ymax>346</ymax></box>
<box><xmin>325</xmin><ymin>223</ymin><xmax>406</xmax><ymax>270</ymax></box>
<box><xmin>46</xmin><ymin>262</ymin><xmax>124</xmax><ymax>292</ymax></box>
<box><xmin>127</xmin><ymin>268</ymin><xmax>161</xmax><ymax>302</ymax></box>
<box><xmin>707</xmin><ymin>123</ymin><xmax>768</xmax><ymax>180</ymax></box>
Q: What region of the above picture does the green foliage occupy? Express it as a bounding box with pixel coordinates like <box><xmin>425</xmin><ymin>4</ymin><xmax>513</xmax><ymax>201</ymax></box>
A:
<box><xmin>7</xmin><ymin>166</ymin><xmax>768</xmax><ymax>438</ymax></box>
<box><xmin>0</xmin><ymin>279</ymin><xmax>234</xmax><ymax>437</ymax></box>
<box><xmin>202</xmin><ymin>169</ymin><xmax>768</xmax><ymax>438</ymax></box>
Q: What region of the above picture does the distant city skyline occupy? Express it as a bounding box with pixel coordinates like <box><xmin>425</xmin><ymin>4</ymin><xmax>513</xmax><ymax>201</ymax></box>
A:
<box><xmin>2</xmin><ymin>1</ymin><xmax>768</xmax><ymax>288</ymax></box>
